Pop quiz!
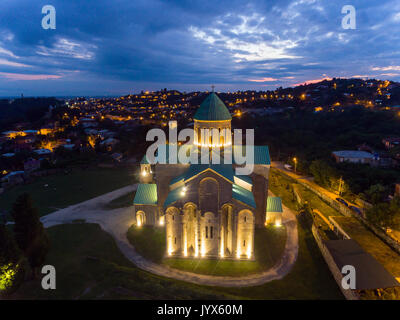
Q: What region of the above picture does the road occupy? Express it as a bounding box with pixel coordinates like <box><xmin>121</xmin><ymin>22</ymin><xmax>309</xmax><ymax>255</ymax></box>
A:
<box><xmin>41</xmin><ymin>185</ymin><xmax>299</xmax><ymax>287</ymax></box>
<box><xmin>272</xmin><ymin>161</ymin><xmax>400</xmax><ymax>256</ymax></box>
<box><xmin>272</xmin><ymin>161</ymin><xmax>363</xmax><ymax>210</ymax></box>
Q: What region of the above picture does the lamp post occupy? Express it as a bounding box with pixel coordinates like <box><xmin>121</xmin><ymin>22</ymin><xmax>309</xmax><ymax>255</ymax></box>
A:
<box><xmin>338</xmin><ymin>176</ymin><xmax>343</xmax><ymax>196</ymax></box>
<box><xmin>293</xmin><ymin>157</ymin><xmax>297</xmax><ymax>173</ymax></box>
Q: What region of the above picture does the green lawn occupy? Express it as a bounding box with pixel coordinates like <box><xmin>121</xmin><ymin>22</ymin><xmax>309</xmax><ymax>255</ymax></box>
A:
<box><xmin>270</xmin><ymin>169</ymin><xmax>341</xmax><ymax>218</ymax></box>
<box><xmin>213</xmin><ymin>225</ymin><xmax>343</xmax><ymax>299</ymax></box>
<box><xmin>5</xmin><ymin>165</ymin><xmax>345</xmax><ymax>299</ymax></box>
<box><xmin>124</xmin><ymin>169</ymin><xmax>343</xmax><ymax>298</ymax></box>
<box><xmin>104</xmin><ymin>191</ymin><xmax>136</xmax><ymax>210</ymax></box>
<box><xmin>127</xmin><ymin>225</ymin><xmax>287</xmax><ymax>277</ymax></box>
<box><xmin>127</xmin><ymin>225</ymin><xmax>166</xmax><ymax>263</ymax></box>
<box><xmin>0</xmin><ymin>167</ymin><xmax>137</xmax><ymax>218</ymax></box>
<box><xmin>239</xmin><ymin>169</ymin><xmax>344</xmax><ymax>299</ymax></box>
<box><xmin>8</xmin><ymin>224</ymin><xmax>234</xmax><ymax>300</ymax></box>
<box><xmin>9</xmin><ymin>220</ymin><xmax>343</xmax><ymax>299</ymax></box>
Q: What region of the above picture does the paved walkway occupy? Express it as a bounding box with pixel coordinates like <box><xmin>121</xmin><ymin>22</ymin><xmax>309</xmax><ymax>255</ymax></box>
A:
<box><xmin>41</xmin><ymin>185</ymin><xmax>299</xmax><ymax>287</ymax></box>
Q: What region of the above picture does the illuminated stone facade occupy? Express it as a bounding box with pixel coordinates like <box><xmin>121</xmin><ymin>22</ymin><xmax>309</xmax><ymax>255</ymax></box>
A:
<box><xmin>133</xmin><ymin>92</ymin><xmax>277</xmax><ymax>260</ymax></box>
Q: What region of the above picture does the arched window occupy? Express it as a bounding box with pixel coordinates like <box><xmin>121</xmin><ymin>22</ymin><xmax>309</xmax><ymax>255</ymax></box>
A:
<box><xmin>199</xmin><ymin>178</ymin><xmax>218</xmax><ymax>213</ymax></box>
<box><xmin>197</xmin><ymin>128</ymin><xmax>201</xmax><ymax>144</ymax></box>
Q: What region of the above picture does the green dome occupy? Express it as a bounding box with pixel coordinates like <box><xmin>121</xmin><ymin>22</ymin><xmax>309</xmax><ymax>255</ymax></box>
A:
<box><xmin>194</xmin><ymin>92</ymin><xmax>232</xmax><ymax>121</ymax></box>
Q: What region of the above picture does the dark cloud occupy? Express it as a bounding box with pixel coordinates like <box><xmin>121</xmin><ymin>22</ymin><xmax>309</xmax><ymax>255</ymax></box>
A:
<box><xmin>0</xmin><ymin>0</ymin><xmax>399</xmax><ymax>95</ymax></box>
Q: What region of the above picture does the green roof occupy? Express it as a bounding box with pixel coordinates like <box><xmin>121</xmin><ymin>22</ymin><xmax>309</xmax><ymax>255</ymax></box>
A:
<box><xmin>169</xmin><ymin>173</ymin><xmax>185</xmax><ymax>186</ymax></box>
<box><xmin>233</xmin><ymin>145</ymin><xmax>271</xmax><ymax>165</ymax></box>
<box><xmin>164</xmin><ymin>186</ymin><xmax>185</xmax><ymax>207</ymax></box>
<box><xmin>140</xmin><ymin>154</ymin><xmax>150</xmax><ymax>164</ymax></box>
<box><xmin>143</xmin><ymin>144</ymin><xmax>271</xmax><ymax>165</ymax></box>
<box><xmin>194</xmin><ymin>93</ymin><xmax>232</xmax><ymax>121</ymax></box>
<box><xmin>232</xmin><ymin>184</ymin><xmax>256</xmax><ymax>208</ymax></box>
<box><xmin>267</xmin><ymin>197</ymin><xmax>282</xmax><ymax>212</ymax></box>
<box><xmin>133</xmin><ymin>184</ymin><xmax>157</xmax><ymax>205</ymax></box>
<box><xmin>183</xmin><ymin>164</ymin><xmax>234</xmax><ymax>183</ymax></box>
<box><xmin>234</xmin><ymin>174</ymin><xmax>253</xmax><ymax>185</ymax></box>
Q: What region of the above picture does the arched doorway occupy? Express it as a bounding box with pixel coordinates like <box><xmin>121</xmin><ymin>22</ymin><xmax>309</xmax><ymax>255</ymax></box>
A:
<box><xmin>183</xmin><ymin>203</ymin><xmax>197</xmax><ymax>256</ymax></box>
<box><xmin>236</xmin><ymin>209</ymin><xmax>254</xmax><ymax>259</ymax></box>
<box><xmin>136</xmin><ymin>210</ymin><xmax>145</xmax><ymax>227</ymax></box>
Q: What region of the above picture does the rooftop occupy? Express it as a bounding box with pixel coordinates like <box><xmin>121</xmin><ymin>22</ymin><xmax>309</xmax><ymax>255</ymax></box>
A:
<box><xmin>150</xmin><ymin>144</ymin><xmax>271</xmax><ymax>165</ymax></box>
<box><xmin>324</xmin><ymin>239</ymin><xmax>400</xmax><ymax>290</ymax></box>
<box><xmin>194</xmin><ymin>92</ymin><xmax>232</xmax><ymax>121</ymax></box>
<box><xmin>332</xmin><ymin>150</ymin><xmax>374</xmax><ymax>159</ymax></box>
<box><xmin>232</xmin><ymin>183</ymin><xmax>256</xmax><ymax>208</ymax></box>
<box><xmin>133</xmin><ymin>184</ymin><xmax>158</xmax><ymax>205</ymax></box>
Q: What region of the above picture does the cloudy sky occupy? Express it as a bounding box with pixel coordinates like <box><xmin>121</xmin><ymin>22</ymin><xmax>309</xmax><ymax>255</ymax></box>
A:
<box><xmin>0</xmin><ymin>0</ymin><xmax>399</xmax><ymax>96</ymax></box>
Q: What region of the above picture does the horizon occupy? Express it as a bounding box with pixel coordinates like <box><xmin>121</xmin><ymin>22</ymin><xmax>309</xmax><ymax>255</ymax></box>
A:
<box><xmin>0</xmin><ymin>76</ymin><xmax>396</xmax><ymax>99</ymax></box>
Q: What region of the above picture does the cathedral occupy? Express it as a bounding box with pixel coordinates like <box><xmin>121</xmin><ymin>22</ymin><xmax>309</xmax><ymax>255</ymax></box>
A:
<box><xmin>133</xmin><ymin>91</ymin><xmax>282</xmax><ymax>260</ymax></box>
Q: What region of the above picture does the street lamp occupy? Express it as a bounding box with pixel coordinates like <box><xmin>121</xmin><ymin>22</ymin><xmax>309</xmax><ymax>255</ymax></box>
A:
<box><xmin>293</xmin><ymin>157</ymin><xmax>297</xmax><ymax>173</ymax></box>
<box><xmin>338</xmin><ymin>176</ymin><xmax>343</xmax><ymax>196</ymax></box>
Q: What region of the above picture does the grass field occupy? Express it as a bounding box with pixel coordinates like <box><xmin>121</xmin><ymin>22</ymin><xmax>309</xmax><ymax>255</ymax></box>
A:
<box><xmin>0</xmin><ymin>166</ymin><xmax>137</xmax><ymax>218</ymax></box>
<box><xmin>249</xmin><ymin>169</ymin><xmax>344</xmax><ymax>299</ymax></box>
<box><xmin>270</xmin><ymin>169</ymin><xmax>341</xmax><ymax>218</ymax></box>
<box><xmin>10</xmin><ymin>218</ymin><xmax>342</xmax><ymax>299</ymax></box>
<box><xmin>104</xmin><ymin>191</ymin><xmax>136</xmax><ymax>210</ymax></box>
<box><xmin>127</xmin><ymin>225</ymin><xmax>287</xmax><ymax>276</ymax></box>
<box><xmin>6</xmin><ymin>165</ymin><xmax>344</xmax><ymax>299</ymax></box>
<box><xmin>213</xmin><ymin>225</ymin><xmax>343</xmax><ymax>299</ymax></box>
<box><xmin>8</xmin><ymin>224</ymin><xmax>234</xmax><ymax>300</ymax></box>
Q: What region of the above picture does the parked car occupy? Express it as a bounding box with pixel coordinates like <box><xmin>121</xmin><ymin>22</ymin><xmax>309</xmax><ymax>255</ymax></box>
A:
<box><xmin>336</xmin><ymin>198</ymin><xmax>348</xmax><ymax>207</ymax></box>
<box><xmin>349</xmin><ymin>205</ymin><xmax>362</xmax><ymax>215</ymax></box>
<box><xmin>284</xmin><ymin>164</ymin><xmax>293</xmax><ymax>171</ymax></box>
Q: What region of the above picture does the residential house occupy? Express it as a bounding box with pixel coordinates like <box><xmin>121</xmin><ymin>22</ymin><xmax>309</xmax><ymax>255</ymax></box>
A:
<box><xmin>332</xmin><ymin>150</ymin><xmax>374</xmax><ymax>164</ymax></box>
<box><xmin>382</xmin><ymin>137</ymin><xmax>400</xmax><ymax>150</ymax></box>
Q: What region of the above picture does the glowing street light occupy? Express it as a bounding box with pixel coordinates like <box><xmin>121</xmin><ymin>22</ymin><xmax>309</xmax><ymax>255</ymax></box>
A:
<box><xmin>293</xmin><ymin>157</ymin><xmax>297</xmax><ymax>173</ymax></box>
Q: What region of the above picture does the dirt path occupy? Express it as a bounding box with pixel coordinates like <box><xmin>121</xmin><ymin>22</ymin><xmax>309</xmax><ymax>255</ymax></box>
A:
<box><xmin>41</xmin><ymin>185</ymin><xmax>299</xmax><ymax>287</ymax></box>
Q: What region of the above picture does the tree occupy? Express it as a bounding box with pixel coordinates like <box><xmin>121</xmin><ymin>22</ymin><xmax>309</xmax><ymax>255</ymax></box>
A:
<box><xmin>0</xmin><ymin>224</ymin><xmax>20</xmax><ymax>266</ymax></box>
<box><xmin>309</xmin><ymin>159</ymin><xmax>339</xmax><ymax>189</ymax></box>
<box><xmin>366</xmin><ymin>203</ymin><xmax>391</xmax><ymax>228</ymax></box>
<box><xmin>366</xmin><ymin>196</ymin><xmax>400</xmax><ymax>229</ymax></box>
<box><xmin>0</xmin><ymin>224</ymin><xmax>25</xmax><ymax>294</ymax></box>
<box><xmin>365</xmin><ymin>184</ymin><xmax>386</xmax><ymax>204</ymax></box>
<box><xmin>11</xmin><ymin>194</ymin><xmax>50</xmax><ymax>278</ymax></box>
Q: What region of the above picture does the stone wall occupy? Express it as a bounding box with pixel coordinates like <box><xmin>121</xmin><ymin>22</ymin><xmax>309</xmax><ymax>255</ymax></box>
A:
<box><xmin>251</xmin><ymin>172</ymin><xmax>267</xmax><ymax>226</ymax></box>
<box><xmin>277</xmin><ymin>169</ymin><xmax>400</xmax><ymax>256</ymax></box>
<box><xmin>311</xmin><ymin>224</ymin><xmax>359</xmax><ymax>300</ymax></box>
<box><xmin>134</xmin><ymin>204</ymin><xmax>158</xmax><ymax>226</ymax></box>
